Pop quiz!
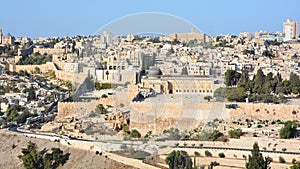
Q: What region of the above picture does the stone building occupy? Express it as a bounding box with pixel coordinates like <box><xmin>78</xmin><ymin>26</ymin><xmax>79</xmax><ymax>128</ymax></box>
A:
<box><xmin>283</xmin><ymin>18</ymin><xmax>299</xmax><ymax>41</ymax></box>
<box><xmin>0</xmin><ymin>28</ymin><xmax>14</xmax><ymax>45</ymax></box>
<box><xmin>141</xmin><ymin>74</ymin><xmax>221</xmax><ymax>95</ymax></box>
<box><xmin>169</xmin><ymin>27</ymin><xmax>206</xmax><ymax>43</ymax></box>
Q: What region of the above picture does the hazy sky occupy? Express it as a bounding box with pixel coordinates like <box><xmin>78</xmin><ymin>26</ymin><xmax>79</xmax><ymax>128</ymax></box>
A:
<box><xmin>1</xmin><ymin>0</ymin><xmax>299</xmax><ymax>38</ymax></box>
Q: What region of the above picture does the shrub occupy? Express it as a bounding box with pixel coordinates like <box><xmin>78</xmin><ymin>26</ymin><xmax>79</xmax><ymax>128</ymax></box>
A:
<box><xmin>120</xmin><ymin>144</ymin><xmax>127</xmax><ymax>150</ymax></box>
<box><xmin>210</xmin><ymin>161</ymin><xmax>220</xmax><ymax>167</ymax></box>
<box><xmin>279</xmin><ymin>156</ymin><xmax>285</xmax><ymax>163</ymax></box>
<box><xmin>85</xmin><ymin>129</ymin><xmax>95</xmax><ymax>135</ymax></box>
<box><xmin>205</xmin><ymin>150</ymin><xmax>212</xmax><ymax>157</ymax></box>
<box><xmin>218</xmin><ymin>153</ymin><xmax>225</xmax><ymax>158</ymax></box>
<box><xmin>279</xmin><ymin>121</ymin><xmax>297</xmax><ymax>139</ymax></box>
<box><xmin>228</xmin><ymin>128</ymin><xmax>243</xmax><ymax>138</ymax></box>
<box><xmin>130</xmin><ymin>129</ymin><xmax>141</xmax><ymax>138</ymax></box>
<box><xmin>132</xmin><ymin>150</ymin><xmax>151</xmax><ymax>160</ymax></box>
<box><xmin>101</xmin><ymin>94</ymin><xmax>108</xmax><ymax>98</ymax></box>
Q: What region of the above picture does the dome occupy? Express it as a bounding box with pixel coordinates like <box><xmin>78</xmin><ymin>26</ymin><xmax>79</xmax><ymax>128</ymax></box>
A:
<box><xmin>148</xmin><ymin>67</ymin><xmax>162</xmax><ymax>76</ymax></box>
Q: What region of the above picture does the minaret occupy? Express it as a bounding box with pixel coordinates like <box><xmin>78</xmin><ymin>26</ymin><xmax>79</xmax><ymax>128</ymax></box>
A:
<box><xmin>0</xmin><ymin>28</ymin><xmax>2</xmax><ymax>44</ymax></box>
<box><xmin>191</xmin><ymin>27</ymin><xmax>195</xmax><ymax>33</ymax></box>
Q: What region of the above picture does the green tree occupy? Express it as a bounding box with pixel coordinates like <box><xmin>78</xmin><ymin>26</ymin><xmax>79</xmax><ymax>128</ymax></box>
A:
<box><xmin>226</xmin><ymin>87</ymin><xmax>247</xmax><ymax>102</ymax></box>
<box><xmin>242</xmin><ymin>49</ymin><xmax>255</xmax><ymax>55</ymax></box>
<box><xmin>130</xmin><ymin>129</ymin><xmax>141</xmax><ymax>138</ymax></box>
<box><xmin>101</xmin><ymin>94</ymin><xmax>108</xmax><ymax>98</ymax></box>
<box><xmin>181</xmin><ymin>67</ymin><xmax>188</xmax><ymax>75</ymax></box>
<box><xmin>165</xmin><ymin>150</ymin><xmax>192</xmax><ymax>169</ymax></box>
<box><xmin>204</xmin><ymin>96</ymin><xmax>212</xmax><ymax>102</ymax></box>
<box><xmin>279</xmin><ymin>121</ymin><xmax>297</xmax><ymax>139</ymax></box>
<box><xmin>64</xmin><ymin>81</ymin><xmax>72</xmax><ymax>90</ymax></box>
<box><xmin>289</xmin><ymin>72</ymin><xmax>300</xmax><ymax>94</ymax></box>
<box><xmin>246</xmin><ymin>142</ymin><xmax>272</xmax><ymax>169</ymax></box>
<box><xmin>27</xmin><ymin>86</ymin><xmax>36</xmax><ymax>101</ymax></box>
<box><xmin>95</xmin><ymin>104</ymin><xmax>107</xmax><ymax>114</ymax></box>
<box><xmin>228</xmin><ymin>128</ymin><xmax>243</xmax><ymax>139</ymax></box>
<box><xmin>238</xmin><ymin>69</ymin><xmax>251</xmax><ymax>89</ymax></box>
<box><xmin>18</xmin><ymin>141</ymin><xmax>68</xmax><ymax>169</ymax></box>
<box><xmin>34</xmin><ymin>67</ymin><xmax>41</xmax><ymax>74</ymax></box>
<box><xmin>18</xmin><ymin>141</ymin><xmax>43</xmax><ymax>169</ymax></box>
<box><xmin>6</xmin><ymin>105</ymin><xmax>19</xmax><ymax>121</ymax></box>
<box><xmin>209</xmin><ymin>130</ymin><xmax>223</xmax><ymax>141</ymax></box>
<box><xmin>225</xmin><ymin>70</ymin><xmax>241</xmax><ymax>86</ymax></box>
<box><xmin>122</xmin><ymin>124</ymin><xmax>131</xmax><ymax>136</ymax></box>
<box><xmin>213</xmin><ymin>87</ymin><xmax>226</xmax><ymax>101</ymax></box>
<box><xmin>194</xmin><ymin>151</ymin><xmax>200</xmax><ymax>169</ymax></box>
<box><xmin>253</xmin><ymin>69</ymin><xmax>265</xmax><ymax>94</ymax></box>
<box><xmin>205</xmin><ymin>150</ymin><xmax>212</xmax><ymax>157</ymax></box>
<box><xmin>291</xmin><ymin>162</ymin><xmax>300</xmax><ymax>169</ymax></box>
<box><xmin>218</xmin><ymin>152</ymin><xmax>225</xmax><ymax>158</ymax></box>
<box><xmin>279</xmin><ymin>156</ymin><xmax>286</xmax><ymax>163</ymax></box>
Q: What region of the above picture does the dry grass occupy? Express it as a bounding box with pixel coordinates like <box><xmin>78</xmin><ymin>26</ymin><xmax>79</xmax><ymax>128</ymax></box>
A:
<box><xmin>0</xmin><ymin>132</ymin><xmax>137</xmax><ymax>169</ymax></box>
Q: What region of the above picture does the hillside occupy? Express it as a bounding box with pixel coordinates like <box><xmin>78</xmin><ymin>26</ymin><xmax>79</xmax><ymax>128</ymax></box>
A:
<box><xmin>0</xmin><ymin>132</ymin><xmax>137</xmax><ymax>169</ymax></box>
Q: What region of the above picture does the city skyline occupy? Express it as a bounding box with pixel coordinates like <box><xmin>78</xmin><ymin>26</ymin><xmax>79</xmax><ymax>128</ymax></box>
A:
<box><xmin>1</xmin><ymin>0</ymin><xmax>300</xmax><ymax>38</ymax></box>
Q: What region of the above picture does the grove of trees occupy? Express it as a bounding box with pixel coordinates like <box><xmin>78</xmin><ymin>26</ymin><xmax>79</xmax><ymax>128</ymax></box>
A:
<box><xmin>165</xmin><ymin>150</ymin><xmax>193</xmax><ymax>169</ymax></box>
<box><xmin>17</xmin><ymin>53</ymin><xmax>52</xmax><ymax>65</ymax></box>
<box><xmin>221</xmin><ymin>69</ymin><xmax>299</xmax><ymax>103</ymax></box>
<box><xmin>18</xmin><ymin>141</ymin><xmax>69</xmax><ymax>169</ymax></box>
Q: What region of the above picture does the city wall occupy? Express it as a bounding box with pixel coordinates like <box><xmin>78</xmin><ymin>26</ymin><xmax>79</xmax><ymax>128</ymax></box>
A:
<box><xmin>56</xmin><ymin>88</ymin><xmax>133</xmax><ymax>122</ymax></box>
<box><xmin>14</xmin><ymin>62</ymin><xmax>56</xmax><ymax>73</ymax></box>
<box><xmin>230</xmin><ymin>102</ymin><xmax>300</xmax><ymax>121</ymax></box>
<box><xmin>11</xmin><ymin>62</ymin><xmax>87</xmax><ymax>82</ymax></box>
<box><xmin>130</xmin><ymin>101</ymin><xmax>300</xmax><ymax>135</ymax></box>
<box><xmin>56</xmin><ymin>96</ymin><xmax>116</xmax><ymax>122</ymax></box>
<box><xmin>33</xmin><ymin>48</ymin><xmax>65</xmax><ymax>55</ymax></box>
<box><xmin>130</xmin><ymin>101</ymin><xmax>230</xmax><ymax>135</ymax></box>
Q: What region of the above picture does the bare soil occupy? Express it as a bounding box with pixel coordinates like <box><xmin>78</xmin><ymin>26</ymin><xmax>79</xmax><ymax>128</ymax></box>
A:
<box><xmin>0</xmin><ymin>132</ymin><xmax>137</xmax><ymax>169</ymax></box>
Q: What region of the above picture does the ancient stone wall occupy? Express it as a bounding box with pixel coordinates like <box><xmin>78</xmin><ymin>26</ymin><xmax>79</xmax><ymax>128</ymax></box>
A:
<box><xmin>56</xmin><ymin>96</ymin><xmax>120</xmax><ymax>122</ymax></box>
<box><xmin>33</xmin><ymin>48</ymin><xmax>65</xmax><ymax>55</ymax></box>
<box><xmin>230</xmin><ymin>102</ymin><xmax>300</xmax><ymax>121</ymax></box>
<box><xmin>130</xmin><ymin>101</ymin><xmax>300</xmax><ymax>135</ymax></box>
<box><xmin>130</xmin><ymin>101</ymin><xmax>230</xmax><ymax>135</ymax></box>
<box><xmin>56</xmin><ymin>87</ymin><xmax>132</xmax><ymax>124</ymax></box>
<box><xmin>15</xmin><ymin>62</ymin><xmax>56</xmax><ymax>73</ymax></box>
<box><xmin>12</xmin><ymin>62</ymin><xmax>87</xmax><ymax>82</ymax></box>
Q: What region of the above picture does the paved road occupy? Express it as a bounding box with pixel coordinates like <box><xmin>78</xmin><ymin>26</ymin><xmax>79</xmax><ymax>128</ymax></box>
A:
<box><xmin>176</xmin><ymin>145</ymin><xmax>300</xmax><ymax>155</ymax></box>
<box><xmin>8</xmin><ymin>127</ymin><xmax>300</xmax><ymax>156</ymax></box>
